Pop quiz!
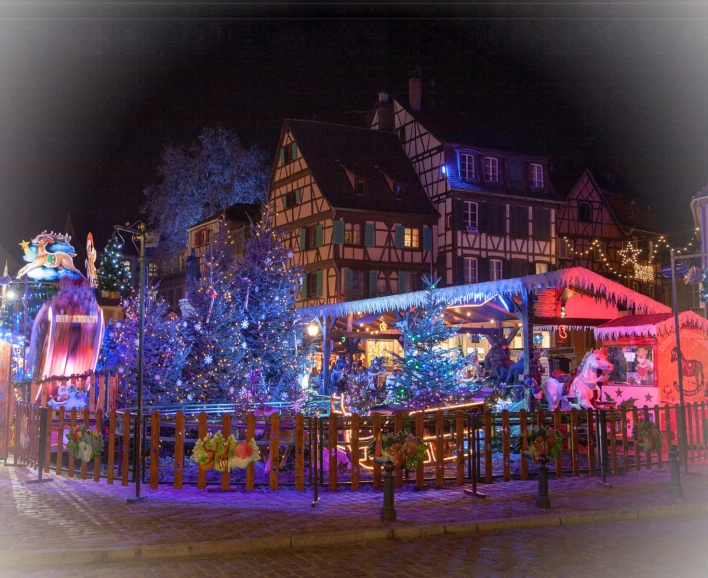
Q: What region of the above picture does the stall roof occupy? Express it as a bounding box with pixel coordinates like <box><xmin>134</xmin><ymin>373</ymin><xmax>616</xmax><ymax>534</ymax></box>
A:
<box><xmin>595</xmin><ymin>310</ymin><xmax>708</xmax><ymax>341</ymax></box>
<box><xmin>301</xmin><ymin>267</ymin><xmax>670</xmax><ymax>320</ymax></box>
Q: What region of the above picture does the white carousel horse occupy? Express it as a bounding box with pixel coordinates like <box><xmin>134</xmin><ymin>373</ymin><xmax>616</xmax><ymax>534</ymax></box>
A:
<box><xmin>570</xmin><ymin>349</ymin><xmax>613</xmax><ymax>409</ymax></box>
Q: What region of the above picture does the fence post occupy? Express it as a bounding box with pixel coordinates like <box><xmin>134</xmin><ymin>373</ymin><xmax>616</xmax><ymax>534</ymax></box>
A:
<box><xmin>56</xmin><ymin>407</ymin><xmax>65</xmax><ymax>477</ymax></box>
<box><xmin>415</xmin><ymin>412</ymin><xmax>425</xmax><ymax>490</ymax></box>
<box><xmin>327</xmin><ymin>413</ymin><xmax>336</xmax><ymax>492</ymax></box>
<box><xmin>67</xmin><ymin>408</ymin><xmax>77</xmax><ymax>478</ymax></box>
<box><xmin>435</xmin><ymin>411</ymin><xmax>445</xmax><ymax>487</ymax></box>
<box><xmin>197</xmin><ymin>412</ymin><xmax>207</xmax><ymax>490</ymax></box>
<box><xmin>380</xmin><ymin>461</ymin><xmax>396</xmax><ymax>522</ymax></box>
<box><xmin>693</xmin><ymin>402</ymin><xmax>701</xmax><ymax>462</ymax></box>
<box><xmin>350</xmin><ymin>413</ymin><xmax>359</xmax><ymax>491</ymax></box>
<box><xmin>571</xmin><ymin>408</ymin><xmax>579</xmax><ymax>476</ymax></box>
<box><xmin>270</xmin><ymin>412</ymin><xmax>280</xmax><ymax>491</ymax></box>
<box><xmin>246</xmin><ymin>412</ymin><xmax>255</xmax><ymax>491</ymax></box>
<box><xmin>643</xmin><ymin>406</ymin><xmax>652</xmax><ymax>470</ymax></box>
<box><xmin>174</xmin><ymin>411</ymin><xmax>184</xmax><ymax>489</ymax></box>
<box><xmin>587</xmin><ymin>408</ymin><xmax>596</xmax><ymax>477</ymax></box>
<box><xmin>502</xmin><ymin>410</ymin><xmax>510</xmax><ymax>482</ymax></box>
<box><xmin>221</xmin><ymin>413</ymin><xmax>231</xmax><ymax>491</ymax></box>
<box><xmin>632</xmin><ymin>406</ymin><xmax>641</xmax><ymax>471</ymax></box>
<box><xmin>93</xmin><ymin>408</ymin><xmax>102</xmax><ymax>482</ymax></box>
<box><xmin>44</xmin><ymin>407</ymin><xmax>52</xmax><ymax>474</ymax></box>
<box><xmin>484</xmin><ymin>410</ymin><xmax>492</xmax><ymax>483</ymax></box>
<box><xmin>668</xmin><ymin>445</ymin><xmax>683</xmax><ymax>499</ymax></box>
<box><xmin>80</xmin><ymin>407</ymin><xmax>90</xmax><ymax>480</ymax></box>
<box><xmin>702</xmin><ymin>402</ymin><xmax>707</xmax><ymax>461</ymax></box>
<box><xmin>621</xmin><ymin>406</ymin><xmax>629</xmax><ymax>473</ymax></box>
<box><xmin>456</xmin><ymin>411</ymin><xmax>465</xmax><ymax>486</ymax></box>
<box><xmin>553</xmin><ymin>408</ymin><xmax>563</xmax><ymax>479</ymax></box>
<box><xmin>372</xmin><ymin>412</ymin><xmax>381</xmax><ymax>489</ymax></box>
<box><xmin>653</xmin><ymin>405</ymin><xmax>663</xmax><ymax>469</ymax></box>
<box><xmin>687</xmin><ymin>402</ymin><xmax>695</xmax><ymax>464</ymax></box>
<box><xmin>536</xmin><ymin>454</ymin><xmax>551</xmax><ymax>509</ymax></box>
<box><xmin>295</xmin><ymin>413</ymin><xmax>305</xmax><ymax>491</ymax></box>
<box><xmin>520</xmin><ymin>409</ymin><xmax>528</xmax><ymax>481</ymax></box>
<box><xmin>107</xmin><ymin>410</ymin><xmax>116</xmax><ymax>485</ymax></box>
<box><xmin>311</xmin><ymin>416</ymin><xmax>319</xmax><ymax>506</ymax></box>
<box><xmin>24</xmin><ymin>406</ymin><xmax>53</xmax><ymax>485</ymax></box>
<box><xmin>609</xmin><ymin>407</ymin><xmax>617</xmax><ymax>475</ymax></box>
<box><xmin>121</xmin><ymin>410</ymin><xmax>130</xmax><ymax>486</ymax></box>
<box><xmin>394</xmin><ymin>411</ymin><xmax>404</xmax><ymax>489</ymax></box>
<box><xmin>150</xmin><ymin>411</ymin><xmax>160</xmax><ymax>490</ymax></box>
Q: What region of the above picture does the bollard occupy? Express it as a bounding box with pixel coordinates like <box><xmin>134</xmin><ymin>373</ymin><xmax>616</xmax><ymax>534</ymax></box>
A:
<box><xmin>535</xmin><ymin>454</ymin><xmax>551</xmax><ymax>509</ymax></box>
<box><xmin>668</xmin><ymin>446</ymin><xmax>683</xmax><ymax>499</ymax></box>
<box><xmin>380</xmin><ymin>461</ymin><xmax>397</xmax><ymax>522</ymax></box>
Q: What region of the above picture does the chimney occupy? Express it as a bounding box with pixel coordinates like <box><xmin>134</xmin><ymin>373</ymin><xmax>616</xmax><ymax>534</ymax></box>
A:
<box><xmin>376</xmin><ymin>92</ymin><xmax>394</xmax><ymax>132</ymax></box>
<box><xmin>408</xmin><ymin>75</ymin><xmax>422</xmax><ymax>111</ymax></box>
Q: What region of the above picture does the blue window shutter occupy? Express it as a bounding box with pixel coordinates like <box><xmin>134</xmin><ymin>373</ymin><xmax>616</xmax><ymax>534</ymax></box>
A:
<box><xmin>300</xmin><ymin>228</ymin><xmax>307</xmax><ymax>250</ymax></box>
<box><xmin>281</xmin><ymin>195</ymin><xmax>288</xmax><ymax>210</ymax></box>
<box><xmin>398</xmin><ymin>271</ymin><xmax>407</xmax><ymax>293</ymax></box>
<box><xmin>279</xmin><ymin>147</ymin><xmax>286</xmax><ymax>166</ymax></box>
<box><xmin>344</xmin><ymin>269</ymin><xmax>353</xmax><ymax>294</ymax></box>
<box><xmin>423</xmin><ymin>227</ymin><xmax>433</xmax><ymax>251</ymax></box>
<box><xmin>316</xmin><ymin>270</ymin><xmax>323</xmax><ymax>297</ymax></box>
<box><xmin>291</xmin><ymin>142</ymin><xmax>298</xmax><ymax>160</ymax></box>
<box><xmin>365</xmin><ymin>223</ymin><xmax>375</xmax><ymax>247</ymax></box>
<box><xmin>301</xmin><ymin>275</ymin><xmax>307</xmax><ymax>300</ymax></box>
<box><xmin>369</xmin><ymin>271</ymin><xmax>378</xmax><ymax>297</ymax></box>
<box><xmin>315</xmin><ymin>224</ymin><xmax>323</xmax><ymax>247</ymax></box>
<box><xmin>294</xmin><ymin>188</ymin><xmax>301</xmax><ymax>204</ymax></box>
<box><xmin>332</xmin><ymin>220</ymin><xmax>344</xmax><ymax>244</ymax></box>
<box><xmin>395</xmin><ymin>225</ymin><xmax>405</xmax><ymax>248</ymax></box>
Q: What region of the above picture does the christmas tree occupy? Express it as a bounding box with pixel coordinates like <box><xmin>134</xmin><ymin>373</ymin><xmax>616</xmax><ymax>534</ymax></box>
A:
<box><xmin>98</xmin><ymin>287</ymin><xmax>189</xmax><ymax>406</ymax></box>
<box><xmin>235</xmin><ymin>206</ymin><xmax>313</xmax><ymax>408</ymax></box>
<box><xmin>97</xmin><ymin>234</ymin><xmax>132</xmax><ymax>293</ymax></box>
<box><xmin>387</xmin><ymin>275</ymin><xmax>465</xmax><ymax>409</ymax></box>
<box><xmin>180</xmin><ymin>248</ymin><xmax>247</xmax><ymax>404</ymax></box>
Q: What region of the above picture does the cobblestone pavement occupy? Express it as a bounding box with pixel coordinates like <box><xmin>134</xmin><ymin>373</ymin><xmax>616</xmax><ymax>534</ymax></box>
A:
<box><xmin>4</xmin><ymin>517</ymin><xmax>707</xmax><ymax>578</ymax></box>
<box><xmin>2</xmin><ymin>460</ymin><xmax>708</xmax><ymax>556</ymax></box>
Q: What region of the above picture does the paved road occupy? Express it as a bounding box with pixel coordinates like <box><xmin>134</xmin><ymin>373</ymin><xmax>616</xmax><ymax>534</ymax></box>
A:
<box><xmin>4</xmin><ymin>517</ymin><xmax>706</xmax><ymax>578</ymax></box>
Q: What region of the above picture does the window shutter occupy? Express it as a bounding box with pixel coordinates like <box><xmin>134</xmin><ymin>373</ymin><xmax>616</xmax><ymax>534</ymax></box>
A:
<box><xmin>394</xmin><ymin>225</ymin><xmax>405</xmax><ymax>248</ymax></box>
<box><xmin>344</xmin><ymin>269</ymin><xmax>353</xmax><ymax>300</ymax></box>
<box><xmin>369</xmin><ymin>271</ymin><xmax>378</xmax><ymax>297</ymax></box>
<box><xmin>510</xmin><ymin>206</ymin><xmax>528</xmax><ymax>238</ymax></box>
<box><xmin>478</xmin><ymin>202</ymin><xmax>489</xmax><ymax>233</ymax></box>
<box><xmin>535</xmin><ymin>208</ymin><xmax>551</xmax><ymax>240</ymax></box>
<box><xmin>281</xmin><ymin>195</ymin><xmax>288</xmax><ymax>210</ymax></box>
<box><xmin>398</xmin><ymin>271</ymin><xmax>408</xmax><ymax>293</ymax></box>
<box><xmin>300</xmin><ymin>275</ymin><xmax>307</xmax><ymax>300</ymax></box>
<box><xmin>294</xmin><ymin>188</ymin><xmax>301</xmax><ymax>204</ymax></box>
<box><xmin>279</xmin><ymin>147</ymin><xmax>286</xmax><ymax>166</ymax></box>
<box><xmin>316</xmin><ymin>270</ymin><xmax>323</xmax><ymax>297</ymax></box>
<box><xmin>291</xmin><ymin>142</ymin><xmax>298</xmax><ymax>160</ymax></box>
<box><xmin>478</xmin><ymin>257</ymin><xmax>490</xmax><ymax>282</ymax></box>
<box><xmin>315</xmin><ymin>224</ymin><xmax>323</xmax><ymax>247</ymax></box>
<box><xmin>364</xmin><ymin>223</ymin><xmax>375</xmax><ymax>247</ymax></box>
<box><xmin>529</xmin><ymin>261</ymin><xmax>537</xmax><ymax>276</ymax></box>
<box><xmin>454</xmin><ymin>199</ymin><xmax>465</xmax><ymax>231</ymax></box>
<box><xmin>300</xmin><ymin>228</ymin><xmax>307</xmax><ymax>250</ymax></box>
<box><xmin>423</xmin><ymin>227</ymin><xmax>433</xmax><ymax>251</ymax></box>
<box><xmin>455</xmin><ymin>256</ymin><xmax>465</xmax><ymax>285</ymax></box>
<box><xmin>505</xmin><ymin>260</ymin><xmax>513</xmax><ymax>279</ymax></box>
<box><xmin>549</xmin><ymin>263</ymin><xmax>558</xmax><ymax>272</ymax></box>
<box><xmin>332</xmin><ymin>220</ymin><xmax>344</xmax><ymax>244</ymax></box>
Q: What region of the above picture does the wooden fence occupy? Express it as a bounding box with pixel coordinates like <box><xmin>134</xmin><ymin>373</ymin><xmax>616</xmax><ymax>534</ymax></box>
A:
<box><xmin>11</xmin><ymin>401</ymin><xmax>708</xmax><ymax>490</ymax></box>
<box><xmin>13</xmin><ymin>373</ymin><xmax>119</xmax><ymax>413</ymax></box>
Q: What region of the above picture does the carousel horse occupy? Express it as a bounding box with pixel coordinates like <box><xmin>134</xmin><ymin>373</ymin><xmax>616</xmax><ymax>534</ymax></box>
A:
<box><xmin>329</xmin><ymin>356</ymin><xmax>350</xmax><ymax>415</ymax></box>
<box><xmin>570</xmin><ymin>349</ymin><xmax>613</xmax><ymax>409</ymax></box>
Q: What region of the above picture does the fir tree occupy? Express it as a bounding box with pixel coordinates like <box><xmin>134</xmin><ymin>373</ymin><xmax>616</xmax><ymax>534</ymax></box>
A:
<box><xmin>235</xmin><ymin>206</ymin><xmax>313</xmax><ymax>407</ymax></box>
<box><xmin>97</xmin><ymin>234</ymin><xmax>131</xmax><ymax>293</ymax></box>
<box><xmin>388</xmin><ymin>275</ymin><xmax>465</xmax><ymax>409</ymax></box>
<box><xmin>98</xmin><ymin>287</ymin><xmax>189</xmax><ymax>406</ymax></box>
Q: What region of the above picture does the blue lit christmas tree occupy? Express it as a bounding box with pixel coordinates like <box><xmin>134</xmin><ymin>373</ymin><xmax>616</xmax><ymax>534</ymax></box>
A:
<box><xmin>97</xmin><ymin>234</ymin><xmax>131</xmax><ymax>293</ymax></box>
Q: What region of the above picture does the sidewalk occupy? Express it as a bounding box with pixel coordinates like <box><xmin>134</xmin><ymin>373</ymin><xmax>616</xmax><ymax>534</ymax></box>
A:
<box><xmin>1</xmin><ymin>461</ymin><xmax>707</xmax><ymax>568</ymax></box>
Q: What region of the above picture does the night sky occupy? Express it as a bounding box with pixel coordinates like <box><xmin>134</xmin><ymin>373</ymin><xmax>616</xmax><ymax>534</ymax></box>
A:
<box><xmin>1</xmin><ymin>2</ymin><xmax>707</xmax><ymax>268</ymax></box>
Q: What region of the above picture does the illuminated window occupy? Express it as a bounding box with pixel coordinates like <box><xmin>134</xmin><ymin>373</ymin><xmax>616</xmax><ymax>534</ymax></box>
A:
<box><xmin>148</xmin><ymin>262</ymin><xmax>157</xmax><ymax>278</ymax></box>
<box><xmin>404</xmin><ymin>228</ymin><xmax>419</xmax><ymax>248</ymax></box>
<box><xmin>464</xmin><ymin>201</ymin><xmax>478</xmax><ymax>229</ymax></box>
<box><xmin>484</xmin><ymin>157</ymin><xmax>499</xmax><ymax>183</ymax></box>
<box><xmin>535</xmin><ymin>263</ymin><xmax>549</xmax><ymax>274</ymax></box>
<box><xmin>530</xmin><ymin>164</ymin><xmax>544</xmax><ymax>188</ymax></box>
<box><xmin>490</xmin><ymin>259</ymin><xmax>503</xmax><ymax>281</ymax></box>
<box><xmin>344</xmin><ymin>223</ymin><xmax>361</xmax><ymax>245</ymax></box>
<box><xmin>464</xmin><ymin>257</ymin><xmax>478</xmax><ymax>284</ymax></box>
<box><xmin>578</xmin><ymin>202</ymin><xmax>592</xmax><ymax>222</ymax></box>
<box><xmin>559</xmin><ymin>240</ymin><xmax>571</xmax><ymax>259</ymax></box>
<box><xmin>194</xmin><ymin>227</ymin><xmax>210</xmax><ymax>247</ymax></box>
<box><xmin>459</xmin><ymin>153</ymin><xmax>475</xmax><ymax>180</ymax></box>
<box><xmin>689</xmin><ymin>283</ymin><xmax>702</xmax><ymax>309</ymax></box>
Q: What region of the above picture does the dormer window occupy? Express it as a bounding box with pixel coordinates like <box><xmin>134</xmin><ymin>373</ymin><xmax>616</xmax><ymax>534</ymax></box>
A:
<box><xmin>355</xmin><ymin>179</ymin><xmax>366</xmax><ymax>196</ymax></box>
<box><xmin>459</xmin><ymin>153</ymin><xmax>475</xmax><ymax>180</ymax></box>
<box><xmin>578</xmin><ymin>201</ymin><xmax>592</xmax><ymax>222</ymax></box>
<box><xmin>484</xmin><ymin>157</ymin><xmax>499</xmax><ymax>183</ymax></box>
<box><xmin>393</xmin><ymin>184</ymin><xmax>405</xmax><ymax>200</ymax></box>
<box><xmin>530</xmin><ymin>163</ymin><xmax>544</xmax><ymax>188</ymax></box>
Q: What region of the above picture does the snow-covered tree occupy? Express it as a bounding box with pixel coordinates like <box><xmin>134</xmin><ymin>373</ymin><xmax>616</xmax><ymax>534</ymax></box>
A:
<box><xmin>388</xmin><ymin>276</ymin><xmax>465</xmax><ymax>409</ymax></box>
<box><xmin>143</xmin><ymin>127</ymin><xmax>269</xmax><ymax>260</ymax></box>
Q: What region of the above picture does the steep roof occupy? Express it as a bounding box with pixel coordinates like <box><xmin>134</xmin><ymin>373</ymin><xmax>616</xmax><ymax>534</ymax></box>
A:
<box><xmin>595</xmin><ymin>311</ymin><xmax>708</xmax><ymax>340</ymax></box>
<box><xmin>285</xmin><ymin>119</ymin><xmax>438</xmax><ymax>217</ymax></box>
<box><xmin>189</xmin><ymin>203</ymin><xmax>261</xmax><ymax>230</ymax></box>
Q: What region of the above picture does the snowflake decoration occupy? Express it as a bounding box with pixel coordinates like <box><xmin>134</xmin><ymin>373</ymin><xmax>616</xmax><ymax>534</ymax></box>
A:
<box><xmin>229</xmin><ymin>386</ymin><xmax>235</xmax><ymax>395</ymax></box>
<box><xmin>187</xmin><ymin>393</ymin><xmax>194</xmax><ymax>402</ymax></box>
<box><xmin>241</xmin><ymin>319</ymin><xmax>249</xmax><ymax>329</ymax></box>
<box><xmin>176</xmin><ymin>379</ymin><xmax>182</xmax><ymax>387</ymax></box>
<box><xmin>265</xmin><ymin>257</ymin><xmax>272</xmax><ymax>266</ymax></box>
<box><xmin>287</xmin><ymin>251</ymin><xmax>294</xmax><ymax>259</ymax></box>
<box><xmin>154</xmin><ymin>374</ymin><xmax>160</xmax><ymax>381</ymax></box>
<box><xmin>241</xmin><ymin>342</ymin><xmax>248</xmax><ymax>349</ymax></box>
<box><xmin>118</xmin><ymin>366</ymin><xmax>125</xmax><ymax>375</ymax></box>
<box><xmin>182</xmin><ymin>321</ymin><xmax>188</xmax><ymax>328</ymax></box>
<box><xmin>134</xmin><ymin>339</ymin><xmax>140</xmax><ymax>348</ymax></box>
<box><xmin>194</xmin><ymin>322</ymin><xmax>202</xmax><ymax>331</ymax></box>
<box><xmin>204</xmin><ymin>354</ymin><xmax>214</xmax><ymax>365</ymax></box>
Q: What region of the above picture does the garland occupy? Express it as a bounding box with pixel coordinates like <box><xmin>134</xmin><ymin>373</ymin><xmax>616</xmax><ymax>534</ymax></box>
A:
<box><xmin>66</xmin><ymin>424</ymin><xmax>104</xmax><ymax>463</ymax></box>
<box><xmin>515</xmin><ymin>426</ymin><xmax>564</xmax><ymax>463</ymax></box>
<box><xmin>367</xmin><ymin>431</ymin><xmax>428</xmax><ymax>470</ymax></box>
<box><xmin>632</xmin><ymin>419</ymin><xmax>664</xmax><ymax>454</ymax></box>
<box><xmin>190</xmin><ymin>431</ymin><xmax>261</xmax><ymax>472</ymax></box>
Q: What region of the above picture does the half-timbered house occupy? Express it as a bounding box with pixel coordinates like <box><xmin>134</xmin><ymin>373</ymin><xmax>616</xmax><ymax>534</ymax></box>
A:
<box><xmin>369</xmin><ymin>83</ymin><xmax>563</xmax><ymax>289</ymax></box>
<box><xmin>268</xmin><ymin>119</ymin><xmax>439</xmax><ymax>308</ymax></box>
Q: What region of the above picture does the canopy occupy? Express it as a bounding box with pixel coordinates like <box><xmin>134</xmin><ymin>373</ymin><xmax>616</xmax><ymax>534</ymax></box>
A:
<box><xmin>595</xmin><ymin>310</ymin><xmax>708</xmax><ymax>341</ymax></box>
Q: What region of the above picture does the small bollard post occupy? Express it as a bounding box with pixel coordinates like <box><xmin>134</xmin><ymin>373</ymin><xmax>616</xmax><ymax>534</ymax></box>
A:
<box><xmin>380</xmin><ymin>460</ymin><xmax>397</xmax><ymax>522</ymax></box>
<box><xmin>535</xmin><ymin>454</ymin><xmax>551</xmax><ymax>509</ymax></box>
<box><xmin>668</xmin><ymin>446</ymin><xmax>683</xmax><ymax>499</ymax></box>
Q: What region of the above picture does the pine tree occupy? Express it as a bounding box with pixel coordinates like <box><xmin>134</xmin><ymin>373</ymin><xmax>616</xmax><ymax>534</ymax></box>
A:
<box><xmin>97</xmin><ymin>234</ymin><xmax>131</xmax><ymax>293</ymax></box>
<box><xmin>235</xmin><ymin>206</ymin><xmax>313</xmax><ymax>407</ymax></box>
<box><xmin>180</xmin><ymin>248</ymin><xmax>247</xmax><ymax>404</ymax></box>
<box><xmin>388</xmin><ymin>275</ymin><xmax>465</xmax><ymax>409</ymax></box>
<box><xmin>98</xmin><ymin>287</ymin><xmax>189</xmax><ymax>407</ymax></box>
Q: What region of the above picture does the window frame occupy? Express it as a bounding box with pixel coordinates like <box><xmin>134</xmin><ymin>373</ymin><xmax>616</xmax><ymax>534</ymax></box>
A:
<box><xmin>578</xmin><ymin>201</ymin><xmax>592</xmax><ymax>223</ymax></box>
<box><xmin>688</xmin><ymin>283</ymin><xmax>702</xmax><ymax>309</ymax></box>
<box><xmin>535</xmin><ymin>263</ymin><xmax>549</xmax><ymax>275</ymax></box>
<box><xmin>464</xmin><ymin>257</ymin><xmax>478</xmax><ymax>284</ymax></box>
<box><xmin>558</xmin><ymin>239</ymin><xmax>572</xmax><ymax>259</ymax></box>
<box><xmin>355</xmin><ymin>179</ymin><xmax>366</xmax><ymax>196</ymax></box>
<box><xmin>306</xmin><ymin>273</ymin><xmax>319</xmax><ymax>299</ymax></box>
<box><xmin>530</xmin><ymin>163</ymin><xmax>544</xmax><ymax>188</ymax></box>
<box><xmin>463</xmin><ymin>201</ymin><xmax>478</xmax><ymax>229</ymax></box>
<box><xmin>459</xmin><ymin>152</ymin><xmax>476</xmax><ymax>181</ymax></box>
<box><xmin>490</xmin><ymin>259</ymin><xmax>504</xmax><ymax>281</ymax></box>
<box><xmin>344</xmin><ymin>223</ymin><xmax>362</xmax><ymax>246</ymax></box>
<box><xmin>484</xmin><ymin>157</ymin><xmax>499</xmax><ymax>183</ymax></box>
<box><xmin>403</xmin><ymin>227</ymin><xmax>420</xmax><ymax>249</ymax></box>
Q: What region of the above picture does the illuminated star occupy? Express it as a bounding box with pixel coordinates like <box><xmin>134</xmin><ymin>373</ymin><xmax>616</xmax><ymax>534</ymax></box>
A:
<box><xmin>615</xmin><ymin>388</ymin><xmax>623</xmax><ymax>398</ymax></box>
<box><xmin>19</xmin><ymin>240</ymin><xmax>30</xmax><ymax>251</ymax></box>
<box><xmin>644</xmin><ymin>393</ymin><xmax>653</xmax><ymax>402</ymax></box>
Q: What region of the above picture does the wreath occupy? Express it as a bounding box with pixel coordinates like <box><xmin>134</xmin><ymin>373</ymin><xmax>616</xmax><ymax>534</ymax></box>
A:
<box><xmin>190</xmin><ymin>431</ymin><xmax>260</xmax><ymax>472</ymax></box>
<box><xmin>632</xmin><ymin>419</ymin><xmax>664</xmax><ymax>454</ymax></box>
<box><xmin>367</xmin><ymin>431</ymin><xmax>427</xmax><ymax>470</ymax></box>
<box><xmin>66</xmin><ymin>424</ymin><xmax>103</xmax><ymax>463</ymax></box>
<box><xmin>515</xmin><ymin>426</ymin><xmax>564</xmax><ymax>463</ymax></box>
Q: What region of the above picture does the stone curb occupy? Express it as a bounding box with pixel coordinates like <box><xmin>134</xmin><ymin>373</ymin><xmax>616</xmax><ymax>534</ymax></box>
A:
<box><xmin>2</xmin><ymin>502</ymin><xmax>708</xmax><ymax>568</ymax></box>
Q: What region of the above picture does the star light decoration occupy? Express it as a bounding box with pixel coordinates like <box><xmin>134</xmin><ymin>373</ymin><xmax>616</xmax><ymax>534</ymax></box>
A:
<box><xmin>618</xmin><ymin>242</ymin><xmax>641</xmax><ymax>266</ymax></box>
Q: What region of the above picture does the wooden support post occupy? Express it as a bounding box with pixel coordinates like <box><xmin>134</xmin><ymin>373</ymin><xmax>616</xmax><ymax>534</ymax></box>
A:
<box><xmin>587</xmin><ymin>408</ymin><xmax>596</xmax><ymax>477</ymax></box>
<box><xmin>502</xmin><ymin>410</ymin><xmax>510</xmax><ymax>482</ymax></box>
<box><xmin>246</xmin><ymin>412</ymin><xmax>255</xmax><ymax>491</ymax></box>
<box><xmin>197</xmin><ymin>412</ymin><xmax>207</xmax><ymax>490</ymax></box>
<box><xmin>632</xmin><ymin>407</ymin><xmax>641</xmax><ymax>471</ymax></box>
<box><xmin>571</xmin><ymin>408</ymin><xmax>580</xmax><ymax>476</ymax></box>
<box><xmin>693</xmin><ymin>402</ymin><xmax>701</xmax><ymax>461</ymax></box>
<box><xmin>373</xmin><ymin>412</ymin><xmax>381</xmax><ymax>489</ymax></box>
<box><xmin>456</xmin><ymin>411</ymin><xmax>465</xmax><ymax>486</ymax></box>
<box><xmin>654</xmin><ymin>405</ymin><xmax>662</xmax><ymax>469</ymax></box>
<box><xmin>435</xmin><ymin>411</ymin><xmax>445</xmax><ymax>487</ymax></box>
<box><xmin>621</xmin><ymin>407</ymin><xmax>630</xmax><ymax>473</ymax></box>
<box><xmin>554</xmin><ymin>408</ymin><xmax>563</xmax><ymax>478</ymax></box>
<box><xmin>609</xmin><ymin>407</ymin><xmax>617</xmax><ymax>475</ymax></box>
<box><xmin>484</xmin><ymin>410</ymin><xmax>492</xmax><ymax>483</ymax></box>
<box><xmin>350</xmin><ymin>413</ymin><xmax>359</xmax><ymax>491</ymax></box>
<box><xmin>327</xmin><ymin>413</ymin><xmax>336</xmax><ymax>491</ymax></box>
<box><xmin>537</xmin><ymin>407</ymin><xmax>545</xmax><ymax>429</ymax></box>
<box><xmin>174</xmin><ymin>412</ymin><xmax>184</xmax><ymax>489</ymax></box>
<box><xmin>521</xmin><ymin>291</ymin><xmax>533</xmax><ymax>377</ymax></box>
<box><xmin>56</xmin><ymin>407</ymin><xmax>65</xmax><ymax>477</ymax></box>
<box><xmin>270</xmin><ymin>412</ymin><xmax>280</xmax><ymax>491</ymax></box>
<box><xmin>395</xmin><ymin>411</ymin><xmax>404</xmax><ymax>489</ymax></box>
<box><xmin>80</xmin><ymin>407</ymin><xmax>90</xmax><ymax>480</ymax></box>
<box><xmin>93</xmin><ymin>408</ymin><xmax>102</xmax><ymax>482</ymax></box>
<box><xmin>664</xmin><ymin>404</ymin><xmax>672</xmax><ymax>464</ymax></box>
<box><xmin>121</xmin><ymin>410</ymin><xmax>130</xmax><ymax>486</ymax></box>
<box><xmin>107</xmin><ymin>410</ymin><xmax>116</xmax><ymax>485</ymax></box>
<box><xmin>221</xmin><ymin>413</ymin><xmax>231</xmax><ymax>491</ymax></box>
<box><xmin>520</xmin><ymin>409</ymin><xmax>528</xmax><ymax>481</ymax></box>
<box><xmin>67</xmin><ymin>408</ymin><xmax>77</xmax><ymax>478</ymax></box>
<box><xmin>97</xmin><ymin>375</ymin><xmax>106</xmax><ymax>414</ymax></box>
<box><xmin>415</xmin><ymin>412</ymin><xmax>425</xmax><ymax>490</ymax></box>
<box><xmin>643</xmin><ymin>406</ymin><xmax>652</xmax><ymax>470</ymax></box>
<box><xmin>150</xmin><ymin>411</ymin><xmax>160</xmax><ymax>489</ymax></box>
<box><xmin>294</xmin><ymin>413</ymin><xmax>305</xmax><ymax>491</ymax></box>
